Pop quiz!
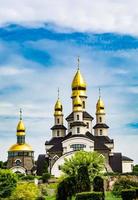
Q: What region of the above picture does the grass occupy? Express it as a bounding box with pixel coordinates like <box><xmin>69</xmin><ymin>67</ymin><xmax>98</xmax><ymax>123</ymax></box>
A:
<box><xmin>45</xmin><ymin>192</ymin><xmax>122</xmax><ymax>200</ymax></box>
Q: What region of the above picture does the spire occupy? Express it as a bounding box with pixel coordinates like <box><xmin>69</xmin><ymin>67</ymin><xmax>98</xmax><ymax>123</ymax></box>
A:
<box><xmin>57</xmin><ymin>88</ymin><xmax>60</xmax><ymax>99</ymax></box>
<box><xmin>17</xmin><ymin>109</ymin><xmax>26</xmax><ymax>135</ymax></box>
<box><xmin>77</xmin><ymin>56</ymin><xmax>80</xmax><ymax>70</ymax></box>
<box><xmin>20</xmin><ymin>108</ymin><xmax>22</xmax><ymax>120</ymax></box>
<box><xmin>99</xmin><ymin>88</ymin><xmax>101</xmax><ymax>99</ymax></box>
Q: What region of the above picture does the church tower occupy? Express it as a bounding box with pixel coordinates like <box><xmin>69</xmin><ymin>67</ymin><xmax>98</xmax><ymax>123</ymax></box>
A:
<box><xmin>93</xmin><ymin>89</ymin><xmax>109</xmax><ymax>136</ymax></box>
<box><xmin>7</xmin><ymin>109</ymin><xmax>34</xmax><ymax>174</ymax></box>
<box><xmin>51</xmin><ymin>90</ymin><xmax>66</xmax><ymax>137</ymax></box>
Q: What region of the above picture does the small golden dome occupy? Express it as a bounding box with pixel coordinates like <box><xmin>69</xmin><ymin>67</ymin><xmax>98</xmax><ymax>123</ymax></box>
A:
<box><xmin>96</xmin><ymin>98</ymin><xmax>105</xmax><ymax>114</ymax></box>
<box><xmin>54</xmin><ymin>99</ymin><xmax>62</xmax><ymax>111</ymax></box>
<box><xmin>8</xmin><ymin>143</ymin><xmax>32</xmax><ymax>152</ymax></box>
<box><xmin>72</xmin><ymin>69</ymin><xmax>86</xmax><ymax>90</ymax></box>
<box><xmin>16</xmin><ymin>120</ymin><xmax>26</xmax><ymax>136</ymax></box>
<box><xmin>73</xmin><ymin>94</ymin><xmax>82</xmax><ymax>112</ymax></box>
<box><xmin>54</xmin><ymin>99</ymin><xmax>63</xmax><ymax>116</ymax></box>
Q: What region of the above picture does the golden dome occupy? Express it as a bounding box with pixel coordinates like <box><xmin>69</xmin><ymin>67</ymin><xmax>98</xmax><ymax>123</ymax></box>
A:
<box><xmin>16</xmin><ymin>120</ymin><xmax>25</xmax><ymax>136</ymax></box>
<box><xmin>72</xmin><ymin>69</ymin><xmax>86</xmax><ymax>90</ymax></box>
<box><xmin>8</xmin><ymin>143</ymin><xmax>32</xmax><ymax>152</ymax></box>
<box><xmin>54</xmin><ymin>99</ymin><xmax>63</xmax><ymax>116</ymax></box>
<box><xmin>73</xmin><ymin>94</ymin><xmax>82</xmax><ymax>112</ymax></box>
<box><xmin>96</xmin><ymin>98</ymin><xmax>105</xmax><ymax>114</ymax></box>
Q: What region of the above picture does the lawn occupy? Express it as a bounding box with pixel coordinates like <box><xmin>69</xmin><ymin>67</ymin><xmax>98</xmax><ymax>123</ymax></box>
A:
<box><xmin>45</xmin><ymin>192</ymin><xmax>122</xmax><ymax>200</ymax></box>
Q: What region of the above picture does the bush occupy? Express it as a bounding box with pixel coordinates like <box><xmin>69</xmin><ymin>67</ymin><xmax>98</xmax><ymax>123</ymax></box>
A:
<box><xmin>121</xmin><ymin>189</ymin><xmax>136</xmax><ymax>200</ymax></box>
<box><xmin>21</xmin><ymin>174</ymin><xmax>35</xmax><ymax>180</ymax></box>
<box><xmin>42</xmin><ymin>172</ymin><xmax>51</xmax><ymax>183</ymax></box>
<box><xmin>56</xmin><ymin>176</ymin><xmax>76</xmax><ymax>200</ymax></box>
<box><xmin>76</xmin><ymin>166</ymin><xmax>91</xmax><ymax>193</ymax></box>
<box><xmin>93</xmin><ymin>176</ymin><xmax>104</xmax><ymax>200</ymax></box>
<box><xmin>112</xmin><ymin>178</ymin><xmax>138</xmax><ymax>197</ymax></box>
<box><xmin>10</xmin><ymin>182</ymin><xmax>40</xmax><ymax>200</ymax></box>
<box><xmin>135</xmin><ymin>187</ymin><xmax>138</xmax><ymax>198</ymax></box>
<box><xmin>0</xmin><ymin>169</ymin><xmax>18</xmax><ymax>198</ymax></box>
<box><xmin>75</xmin><ymin>192</ymin><xmax>104</xmax><ymax>200</ymax></box>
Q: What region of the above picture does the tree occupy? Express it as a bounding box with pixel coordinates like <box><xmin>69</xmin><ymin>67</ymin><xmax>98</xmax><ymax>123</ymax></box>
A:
<box><xmin>61</xmin><ymin>151</ymin><xmax>105</xmax><ymax>182</ymax></box>
<box><xmin>93</xmin><ymin>176</ymin><xmax>105</xmax><ymax>200</ymax></box>
<box><xmin>10</xmin><ymin>183</ymin><xmax>40</xmax><ymax>200</ymax></box>
<box><xmin>133</xmin><ymin>165</ymin><xmax>138</xmax><ymax>173</ymax></box>
<box><xmin>0</xmin><ymin>161</ymin><xmax>7</xmax><ymax>169</ymax></box>
<box><xmin>0</xmin><ymin>169</ymin><xmax>18</xmax><ymax>198</ymax></box>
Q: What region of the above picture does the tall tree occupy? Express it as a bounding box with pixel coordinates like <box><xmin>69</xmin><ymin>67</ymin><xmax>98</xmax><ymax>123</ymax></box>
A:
<box><xmin>61</xmin><ymin>151</ymin><xmax>105</xmax><ymax>182</ymax></box>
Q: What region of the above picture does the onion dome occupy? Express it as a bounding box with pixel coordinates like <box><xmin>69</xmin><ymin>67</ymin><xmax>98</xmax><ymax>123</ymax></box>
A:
<box><xmin>72</xmin><ymin>69</ymin><xmax>86</xmax><ymax>90</ymax></box>
<box><xmin>73</xmin><ymin>94</ymin><xmax>83</xmax><ymax>112</ymax></box>
<box><xmin>8</xmin><ymin>143</ymin><xmax>32</xmax><ymax>152</ymax></box>
<box><xmin>54</xmin><ymin>99</ymin><xmax>63</xmax><ymax>116</ymax></box>
<box><xmin>96</xmin><ymin>89</ymin><xmax>105</xmax><ymax>114</ymax></box>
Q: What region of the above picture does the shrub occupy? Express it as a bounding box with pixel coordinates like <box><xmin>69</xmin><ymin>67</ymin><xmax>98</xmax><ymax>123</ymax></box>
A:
<box><xmin>112</xmin><ymin>178</ymin><xmax>138</xmax><ymax>197</ymax></box>
<box><xmin>76</xmin><ymin>166</ymin><xmax>91</xmax><ymax>193</ymax></box>
<box><xmin>56</xmin><ymin>176</ymin><xmax>76</xmax><ymax>200</ymax></box>
<box><xmin>121</xmin><ymin>189</ymin><xmax>136</xmax><ymax>200</ymax></box>
<box><xmin>75</xmin><ymin>192</ymin><xmax>104</xmax><ymax>200</ymax></box>
<box><xmin>0</xmin><ymin>169</ymin><xmax>18</xmax><ymax>198</ymax></box>
<box><xmin>10</xmin><ymin>182</ymin><xmax>40</xmax><ymax>200</ymax></box>
<box><xmin>21</xmin><ymin>174</ymin><xmax>35</xmax><ymax>180</ymax></box>
<box><xmin>93</xmin><ymin>176</ymin><xmax>104</xmax><ymax>200</ymax></box>
<box><xmin>135</xmin><ymin>187</ymin><xmax>138</xmax><ymax>198</ymax></box>
<box><xmin>42</xmin><ymin>172</ymin><xmax>51</xmax><ymax>183</ymax></box>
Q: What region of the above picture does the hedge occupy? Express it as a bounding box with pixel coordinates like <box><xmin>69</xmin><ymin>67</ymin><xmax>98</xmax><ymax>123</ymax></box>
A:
<box><xmin>75</xmin><ymin>192</ymin><xmax>104</xmax><ymax>200</ymax></box>
<box><xmin>121</xmin><ymin>189</ymin><xmax>136</xmax><ymax>200</ymax></box>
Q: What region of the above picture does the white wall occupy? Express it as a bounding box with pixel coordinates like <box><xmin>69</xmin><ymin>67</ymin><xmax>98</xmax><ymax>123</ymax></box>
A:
<box><xmin>122</xmin><ymin>161</ymin><xmax>133</xmax><ymax>173</ymax></box>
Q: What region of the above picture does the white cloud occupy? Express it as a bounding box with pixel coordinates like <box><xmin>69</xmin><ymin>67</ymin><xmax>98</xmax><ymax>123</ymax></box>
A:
<box><xmin>0</xmin><ymin>0</ymin><xmax>138</xmax><ymax>35</ymax></box>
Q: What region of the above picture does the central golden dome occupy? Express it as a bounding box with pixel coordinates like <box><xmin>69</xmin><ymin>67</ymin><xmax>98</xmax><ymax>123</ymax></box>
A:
<box><xmin>16</xmin><ymin>120</ymin><xmax>26</xmax><ymax>136</ymax></box>
<box><xmin>8</xmin><ymin>143</ymin><xmax>32</xmax><ymax>152</ymax></box>
<box><xmin>72</xmin><ymin>69</ymin><xmax>86</xmax><ymax>90</ymax></box>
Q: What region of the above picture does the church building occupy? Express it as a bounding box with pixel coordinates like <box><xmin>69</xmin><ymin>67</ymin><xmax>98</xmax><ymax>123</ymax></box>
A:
<box><xmin>7</xmin><ymin>109</ymin><xmax>34</xmax><ymax>174</ymax></box>
<box><xmin>44</xmin><ymin>59</ymin><xmax>133</xmax><ymax>177</ymax></box>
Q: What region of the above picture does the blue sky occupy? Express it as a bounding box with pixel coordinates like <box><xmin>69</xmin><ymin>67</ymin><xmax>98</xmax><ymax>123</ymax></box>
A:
<box><xmin>0</xmin><ymin>0</ymin><xmax>138</xmax><ymax>163</ymax></box>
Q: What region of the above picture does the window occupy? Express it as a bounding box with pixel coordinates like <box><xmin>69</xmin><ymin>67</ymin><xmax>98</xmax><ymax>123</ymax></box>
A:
<box><xmin>99</xmin><ymin>117</ymin><xmax>102</xmax><ymax>123</ymax></box>
<box><xmin>15</xmin><ymin>159</ymin><xmax>21</xmax><ymax>166</ymax></box>
<box><xmin>57</xmin><ymin>130</ymin><xmax>60</xmax><ymax>136</ymax></box>
<box><xmin>100</xmin><ymin>129</ymin><xmax>103</xmax><ymax>135</ymax></box>
<box><xmin>77</xmin><ymin>114</ymin><xmax>79</xmax><ymax>120</ymax></box>
<box><xmin>83</xmin><ymin>101</ymin><xmax>85</xmax><ymax>109</ymax></box>
<box><xmin>77</xmin><ymin>127</ymin><xmax>80</xmax><ymax>133</ymax></box>
<box><xmin>70</xmin><ymin>144</ymin><xmax>86</xmax><ymax>151</ymax></box>
<box><xmin>57</xmin><ymin>118</ymin><xmax>60</xmax><ymax>124</ymax></box>
<box><xmin>86</xmin><ymin>122</ymin><xmax>89</xmax><ymax>129</ymax></box>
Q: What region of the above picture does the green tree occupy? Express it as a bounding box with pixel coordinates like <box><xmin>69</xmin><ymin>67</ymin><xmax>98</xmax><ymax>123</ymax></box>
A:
<box><xmin>0</xmin><ymin>161</ymin><xmax>7</xmax><ymax>169</ymax></box>
<box><xmin>61</xmin><ymin>151</ymin><xmax>105</xmax><ymax>182</ymax></box>
<box><xmin>0</xmin><ymin>169</ymin><xmax>18</xmax><ymax>198</ymax></box>
<box><xmin>10</xmin><ymin>183</ymin><xmax>40</xmax><ymax>200</ymax></box>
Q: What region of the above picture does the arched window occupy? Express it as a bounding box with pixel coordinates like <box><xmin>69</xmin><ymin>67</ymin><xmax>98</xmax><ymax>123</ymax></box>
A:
<box><xmin>86</xmin><ymin>122</ymin><xmax>89</xmax><ymax>129</ymax></box>
<box><xmin>99</xmin><ymin>117</ymin><xmax>102</xmax><ymax>123</ymax></box>
<box><xmin>77</xmin><ymin>114</ymin><xmax>79</xmax><ymax>120</ymax></box>
<box><xmin>57</xmin><ymin>130</ymin><xmax>60</xmax><ymax>136</ymax></box>
<box><xmin>57</xmin><ymin>118</ymin><xmax>60</xmax><ymax>124</ymax></box>
<box><xmin>77</xmin><ymin>127</ymin><xmax>80</xmax><ymax>133</ymax></box>
<box><xmin>70</xmin><ymin>144</ymin><xmax>86</xmax><ymax>151</ymax></box>
<box><xmin>100</xmin><ymin>129</ymin><xmax>102</xmax><ymax>135</ymax></box>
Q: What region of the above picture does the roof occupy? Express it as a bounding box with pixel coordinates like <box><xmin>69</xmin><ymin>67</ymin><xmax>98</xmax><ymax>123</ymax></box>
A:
<box><xmin>66</xmin><ymin>111</ymin><xmax>94</xmax><ymax>121</ymax></box>
<box><xmin>122</xmin><ymin>156</ymin><xmax>133</xmax><ymax>162</ymax></box>
<box><xmin>109</xmin><ymin>153</ymin><xmax>122</xmax><ymax>173</ymax></box>
<box><xmin>51</xmin><ymin>125</ymin><xmax>67</xmax><ymax>130</ymax></box>
<box><xmin>63</xmin><ymin>132</ymin><xmax>93</xmax><ymax>141</ymax></box>
<box><xmin>45</xmin><ymin>137</ymin><xmax>63</xmax><ymax>145</ymax></box>
<box><xmin>70</xmin><ymin>121</ymin><xmax>86</xmax><ymax>128</ymax></box>
<box><xmin>93</xmin><ymin>123</ymin><xmax>109</xmax><ymax>129</ymax></box>
<box><xmin>8</xmin><ymin>143</ymin><xmax>33</xmax><ymax>152</ymax></box>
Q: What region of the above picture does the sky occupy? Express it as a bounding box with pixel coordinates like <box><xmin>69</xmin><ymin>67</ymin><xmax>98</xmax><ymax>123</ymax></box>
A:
<box><xmin>0</xmin><ymin>0</ymin><xmax>138</xmax><ymax>163</ymax></box>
